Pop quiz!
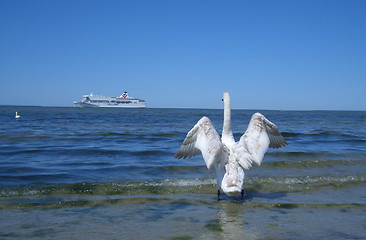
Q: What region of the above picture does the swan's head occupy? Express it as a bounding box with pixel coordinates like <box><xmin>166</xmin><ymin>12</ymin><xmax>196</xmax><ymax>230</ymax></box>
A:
<box><xmin>222</xmin><ymin>92</ymin><xmax>230</xmax><ymax>102</ymax></box>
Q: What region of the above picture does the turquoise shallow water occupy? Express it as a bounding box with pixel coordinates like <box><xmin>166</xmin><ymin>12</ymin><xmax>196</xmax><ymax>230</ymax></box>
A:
<box><xmin>0</xmin><ymin>106</ymin><xmax>365</xmax><ymax>239</ymax></box>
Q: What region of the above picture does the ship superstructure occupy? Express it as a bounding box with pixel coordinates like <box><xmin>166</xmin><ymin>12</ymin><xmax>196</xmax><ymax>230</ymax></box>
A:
<box><xmin>74</xmin><ymin>91</ymin><xmax>146</xmax><ymax>108</ymax></box>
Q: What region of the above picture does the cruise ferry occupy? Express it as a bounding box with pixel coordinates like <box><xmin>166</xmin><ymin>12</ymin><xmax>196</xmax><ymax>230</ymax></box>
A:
<box><xmin>74</xmin><ymin>91</ymin><xmax>146</xmax><ymax>108</ymax></box>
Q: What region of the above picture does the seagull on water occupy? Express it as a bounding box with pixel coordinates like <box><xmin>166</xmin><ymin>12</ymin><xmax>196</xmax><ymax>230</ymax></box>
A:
<box><xmin>15</xmin><ymin>112</ymin><xmax>20</xmax><ymax>119</ymax></box>
<box><xmin>174</xmin><ymin>92</ymin><xmax>288</xmax><ymax>200</ymax></box>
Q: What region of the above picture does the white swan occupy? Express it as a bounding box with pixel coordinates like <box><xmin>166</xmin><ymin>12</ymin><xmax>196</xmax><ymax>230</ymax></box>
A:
<box><xmin>174</xmin><ymin>92</ymin><xmax>287</xmax><ymax>199</ymax></box>
<box><xmin>15</xmin><ymin>112</ymin><xmax>20</xmax><ymax>119</ymax></box>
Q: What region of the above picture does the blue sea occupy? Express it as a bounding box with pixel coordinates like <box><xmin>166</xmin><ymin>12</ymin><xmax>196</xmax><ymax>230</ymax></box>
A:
<box><xmin>1</xmin><ymin>106</ymin><xmax>365</xmax><ymax>239</ymax></box>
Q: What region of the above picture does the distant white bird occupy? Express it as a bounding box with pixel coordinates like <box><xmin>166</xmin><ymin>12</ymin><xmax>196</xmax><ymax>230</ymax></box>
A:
<box><xmin>174</xmin><ymin>92</ymin><xmax>287</xmax><ymax>200</ymax></box>
<box><xmin>15</xmin><ymin>112</ymin><xmax>20</xmax><ymax>119</ymax></box>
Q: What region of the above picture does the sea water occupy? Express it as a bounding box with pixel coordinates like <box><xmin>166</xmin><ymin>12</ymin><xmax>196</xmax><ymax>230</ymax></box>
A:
<box><xmin>0</xmin><ymin>106</ymin><xmax>365</xmax><ymax>239</ymax></box>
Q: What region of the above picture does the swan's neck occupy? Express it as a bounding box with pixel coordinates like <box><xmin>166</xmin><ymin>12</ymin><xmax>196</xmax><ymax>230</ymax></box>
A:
<box><xmin>222</xmin><ymin>96</ymin><xmax>234</xmax><ymax>144</ymax></box>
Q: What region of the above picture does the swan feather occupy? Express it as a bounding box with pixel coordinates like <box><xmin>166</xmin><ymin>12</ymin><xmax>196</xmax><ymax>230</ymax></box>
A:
<box><xmin>174</xmin><ymin>117</ymin><xmax>223</xmax><ymax>169</ymax></box>
<box><xmin>239</xmin><ymin>112</ymin><xmax>288</xmax><ymax>167</ymax></box>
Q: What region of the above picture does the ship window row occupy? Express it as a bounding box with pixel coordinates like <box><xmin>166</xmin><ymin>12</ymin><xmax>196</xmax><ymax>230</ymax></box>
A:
<box><xmin>90</xmin><ymin>100</ymin><xmax>110</xmax><ymax>103</ymax></box>
<box><xmin>89</xmin><ymin>100</ymin><xmax>133</xmax><ymax>104</ymax></box>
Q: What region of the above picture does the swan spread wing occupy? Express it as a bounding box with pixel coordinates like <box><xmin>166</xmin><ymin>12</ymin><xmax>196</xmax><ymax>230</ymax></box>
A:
<box><xmin>174</xmin><ymin>117</ymin><xmax>223</xmax><ymax>169</ymax></box>
<box><xmin>238</xmin><ymin>113</ymin><xmax>287</xmax><ymax>167</ymax></box>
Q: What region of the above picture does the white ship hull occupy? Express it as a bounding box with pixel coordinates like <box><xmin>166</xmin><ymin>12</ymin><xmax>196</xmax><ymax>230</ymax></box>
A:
<box><xmin>74</xmin><ymin>92</ymin><xmax>146</xmax><ymax>108</ymax></box>
<box><xmin>74</xmin><ymin>101</ymin><xmax>146</xmax><ymax>108</ymax></box>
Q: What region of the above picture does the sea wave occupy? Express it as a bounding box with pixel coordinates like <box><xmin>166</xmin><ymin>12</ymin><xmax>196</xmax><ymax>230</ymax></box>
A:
<box><xmin>1</xmin><ymin>195</ymin><xmax>365</xmax><ymax>210</ymax></box>
<box><xmin>232</xmin><ymin>131</ymin><xmax>366</xmax><ymax>139</ymax></box>
<box><xmin>262</xmin><ymin>158</ymin><xmax>366</xmax><ymax>168</ymax></box>
<box><xmin>1</xmin><ymin>175</ymin><xmax>364</xmax><ymax>198</ymax></box>
<box><xmin>0</xmin><ymin>148</ymin><xmax>172</xmax><ymax>157</ymax></box>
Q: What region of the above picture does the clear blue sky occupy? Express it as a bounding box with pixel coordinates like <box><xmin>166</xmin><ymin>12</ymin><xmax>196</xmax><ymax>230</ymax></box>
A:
<box><xmin>1</xmin><ymin>0</ymin><xmax>365</xmax><ymax>110</ymax></box>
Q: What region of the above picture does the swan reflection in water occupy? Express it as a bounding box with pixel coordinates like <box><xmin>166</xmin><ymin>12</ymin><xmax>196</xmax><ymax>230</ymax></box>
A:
<box><xmin>200</xmin><ymin>202</ymin><xmax>261</xmax><ymax>240</ymax></box>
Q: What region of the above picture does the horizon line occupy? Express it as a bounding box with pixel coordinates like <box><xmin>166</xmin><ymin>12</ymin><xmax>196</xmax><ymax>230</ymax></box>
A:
<box><xmin>1</xmin><ymin>104</ymin><xmax>365</xmax><ymax>112</ymax></box>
